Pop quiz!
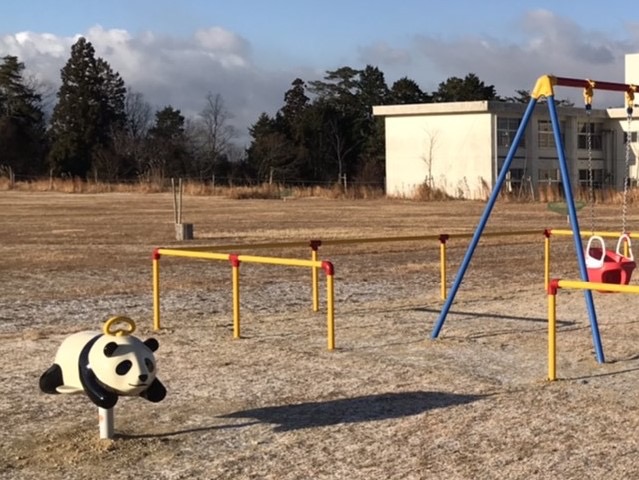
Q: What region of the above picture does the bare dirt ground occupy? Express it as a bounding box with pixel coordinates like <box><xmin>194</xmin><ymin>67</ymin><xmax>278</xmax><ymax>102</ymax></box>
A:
<box><xmin>2</xmin><ymin>191</ymin><xmax>639</xmax><ymax>479</ymax></box>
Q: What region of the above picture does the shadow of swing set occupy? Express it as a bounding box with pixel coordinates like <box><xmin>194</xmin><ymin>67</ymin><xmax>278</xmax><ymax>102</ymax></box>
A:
<box><xmin>432</xmin><ymin>75</ymin><xmax>639</xmax><ymax>368</ymax></box>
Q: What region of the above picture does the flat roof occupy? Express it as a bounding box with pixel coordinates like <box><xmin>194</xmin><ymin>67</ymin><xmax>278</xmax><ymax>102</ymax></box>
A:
<box><xmin>372</xmin><ymin>100</ymin><xmax>612</xmax><ymax>119</ymax></box>
<box><xmin>372</xmin><ymin>101</ymin><xmax>492</xmax><ymax>117</ymax></box>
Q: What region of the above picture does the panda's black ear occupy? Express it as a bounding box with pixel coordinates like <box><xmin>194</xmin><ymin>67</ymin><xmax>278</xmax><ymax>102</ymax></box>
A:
<box><xmin>144</xmin><ymin>338</ymin><xmax>159</xmax><ymax>352</ymax></box>
<box><xmin>103</xmin><ymin>342</ymin><xmax>119</xmax><ymax>357</ymax></box>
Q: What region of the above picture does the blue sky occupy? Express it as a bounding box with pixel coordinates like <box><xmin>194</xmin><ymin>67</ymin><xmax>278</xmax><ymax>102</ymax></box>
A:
<box><xmin>1</xmin><ymin>1</ymin><xmax>629</xmax><ymax>39</ymax></box>
<box><xmin>1</xmin><ymin>1</ymin><xmax>638</xmax><ymax>142</ymax></box>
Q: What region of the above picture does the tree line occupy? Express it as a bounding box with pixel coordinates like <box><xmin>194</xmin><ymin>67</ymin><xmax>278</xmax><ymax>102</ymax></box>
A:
<box><xmin>0</xmin><ymin>37</ymin><xmax>541</xmax><ymax>187</ymax></box>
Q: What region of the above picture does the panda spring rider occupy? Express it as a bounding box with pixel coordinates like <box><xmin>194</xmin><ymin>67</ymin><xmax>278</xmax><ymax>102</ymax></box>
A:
<box><xmin>39</xmin><ymin>316</ymin><xmax>166</xmax><ymax>409</ymax></box>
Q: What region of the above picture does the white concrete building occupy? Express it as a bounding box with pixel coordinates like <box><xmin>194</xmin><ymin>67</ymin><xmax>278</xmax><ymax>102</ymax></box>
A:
<box><xmin>373</xmin><ymin>56</ymin><xmax>639</xmax><ymax>200</ymax></box>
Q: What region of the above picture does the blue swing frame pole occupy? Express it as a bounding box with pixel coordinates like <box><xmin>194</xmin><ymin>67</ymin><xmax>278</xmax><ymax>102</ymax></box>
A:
<box><xmin>431</xmin><ymin>97</ymin><xmax>538</xmax><ymax>339</ymax></box>
<box><xmin>547</xmin><ymin>97</ymin><xmax>604</xmax><ymax>363</ymax></box>
<box><xmin>429</xmin><ymin>90</ymin><xmax>605</xmax><ymax>363</ymax></box>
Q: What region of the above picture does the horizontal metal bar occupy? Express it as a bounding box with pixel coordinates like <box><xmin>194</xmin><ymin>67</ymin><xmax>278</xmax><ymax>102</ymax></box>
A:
<box><xmin>557</xmin><ymin>279</ymin><xmax>639</xmax><ymax>294</ymax></box>
<box><xmin>157</xmin><ymin>248</ymin><xmax>324</xmax><ymax>269</ymax></box>
<box><xmin>163</xmin><ymin>240</ymin><xmax>313</xmax><ymax>252</ymax></box>
<box><xmin>156</xmin><ymin>249</ymin><xmax>230</xmax><ymax>260</ymax></box>
<box><xmin>236</xmin><ymin>254</ymin><xmax>323</xmax><ymax>269</ymax></box>
<box><xmin>550</xmin><ymin>229</ymin><xmax>638</xmax><ymax>238</ymax></box>
<box><xmin>157</xmin><ymin>229</ymin><xmax>543</xmax><ymax>252</ymax></box>
<box><xmin>554</xmin><ymin>76</ymin><xmax>635</xmax><ymax>92</ymax></box>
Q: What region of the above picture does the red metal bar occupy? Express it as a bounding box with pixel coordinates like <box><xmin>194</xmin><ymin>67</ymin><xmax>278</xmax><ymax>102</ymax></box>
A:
<box><xmin>554</xmin><ymin>76</ymin><xmax>635</xmax><ymax>93</ymax></box>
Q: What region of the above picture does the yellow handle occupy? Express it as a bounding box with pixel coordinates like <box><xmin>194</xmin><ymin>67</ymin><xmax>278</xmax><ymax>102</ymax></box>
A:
<box><xmin>103</xmin><ymin>316</ymin><xmax>136</xmax><ymax>336</ymax></box>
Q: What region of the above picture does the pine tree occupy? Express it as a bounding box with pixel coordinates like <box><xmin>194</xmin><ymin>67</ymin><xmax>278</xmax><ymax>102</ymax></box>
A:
<box><xmin>0</xmin><ymin>55</ymin><xmax>46</xmax><ymax>176</ymax></box>
<box><xmin>48</xmin><ymin>37</ymin><xmax>126</xmax><ymax>177</ymax></box>
<box><xmin>390</xmin><ymin>77</ymin><xmax>430</xmax><ymax>104</ymax></box>
<box><xmin>432</xmin><ymin>73</ymin><xmax>497</xmax><ymax>102</ymax></box>
<box><xmin>147</xmin><ymin>106</ymin><xmax>189</xmax><ymax>179</ymax></box>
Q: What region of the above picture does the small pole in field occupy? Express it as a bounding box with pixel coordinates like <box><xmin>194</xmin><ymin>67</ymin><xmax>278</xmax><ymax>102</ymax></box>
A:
<box><xmin>171</xmin><ymin>178</ymin><xmax>178</xmax><ymax>224</ymax></box>
<box><xmin>172</xmin><ymin>177</ymin><xmax>193</xmax><ymax>240</ymax></box>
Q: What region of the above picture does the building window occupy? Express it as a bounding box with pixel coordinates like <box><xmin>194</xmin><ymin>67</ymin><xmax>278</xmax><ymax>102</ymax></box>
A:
<box><xmin>498</xmin><ymin>117</ymin><xmax>525</xmax><ymax>148</ymax></box>
<box><xmin>505</xmin><ymin>168</ymin><xmax>524</xmax><ymax>187</ymax></box>
<box><xmin>577</xmin><ymin>122</ymin><xmax>603</xmax><ymax>150</ymax></box>
<box><xmin>538</xmin><ymin>168</ymin><xmax>559</xmax><ymax>182</ymax></box>
<box><xmin>578</xmin><ymin>168</ymin><xmax>604</xmax><ymax>188</ymax></box>
<box><xmin>538</xmin><ymin>120</ymin><xmax>566</xmax><ymax>148</ymax></box>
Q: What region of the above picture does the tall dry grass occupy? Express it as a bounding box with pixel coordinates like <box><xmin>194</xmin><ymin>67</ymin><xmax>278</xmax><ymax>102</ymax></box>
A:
<box><xmin>2</xmin><ymin>176</ymin><xmax>638</xmax><ymax>204</ymax></box>
<box><xmin>0</xmin><ymin>177</ymin><xmax>386</xmax><ymax>200</ymax></box>
<box><xmin>536</xmin><ymin>183</ymin><xmax>638</xmax><ymax>205</ymax></box>
<box><xmin>413</xmin><ymin>183</ymin><xmax>454</xmax><ymax>201</ymax></box>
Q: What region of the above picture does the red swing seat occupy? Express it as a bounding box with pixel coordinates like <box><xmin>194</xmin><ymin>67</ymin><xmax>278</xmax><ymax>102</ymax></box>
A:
<box><xmin>585</xmin><ymin>235</ymin><xmax>636</xmax><ymax>289</ymax></box>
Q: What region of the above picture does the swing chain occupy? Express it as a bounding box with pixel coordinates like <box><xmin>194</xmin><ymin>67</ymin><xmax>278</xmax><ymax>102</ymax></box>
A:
<box><xmin>587</xmin><ymin>108</ymin><xmax>595</xmax><ymax>234</ymax></box>
<box><xmin>623</xmin><ymin>87</ymin><xmax>635</xmax><ymax>234</ymax></box>
<box><xmin>584</xmin><ymin>81</ymin><xmax>595</xmax><ymax>234</ymax></box>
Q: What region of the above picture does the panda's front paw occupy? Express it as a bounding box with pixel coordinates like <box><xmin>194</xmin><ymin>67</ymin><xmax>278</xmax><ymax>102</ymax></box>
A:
<box><xmin>140</xmin><ymin>378</ymin><xmax>166</xmax><ymax>403</ymax></box>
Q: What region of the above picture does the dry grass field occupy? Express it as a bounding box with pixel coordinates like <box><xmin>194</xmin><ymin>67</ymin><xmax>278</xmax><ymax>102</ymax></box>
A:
<box><xmin>3</xmin><ymin>191</ymin><xmax>639</xmax><ymax>479</ymax></box>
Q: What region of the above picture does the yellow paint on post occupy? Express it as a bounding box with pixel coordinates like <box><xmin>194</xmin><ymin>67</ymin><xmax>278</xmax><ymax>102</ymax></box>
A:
<box><xmin>544</xmin><ymin>236</ymin><xmax>550</xmax><ymax>292</ymax></box>
<box><xmin>547</xmin><ymin>278</ymin><xmax>639</xmax><ymax>380</ymax></box>
<box><xmin>152</xmin><ymin>258</ymin><xmax>161</xmax><ymax>330</ymax></box>
<box><xmin>440</xmin><ymin>242</ymin><xmax>447</xmax><ymax>300</ymax></box>
<box><xmin>548</xmin><ymin>292</ymin><xmax>557</xmax><ymax>381</ymax></box>
<box><xmin>326</xmin><ymin>273</ymin><xmax>335</xmax><ymax>350</ymax></box>
<box><xmin>311</xmin><ymin>249</ymin><xmax>319</xmax><ymax>312</ymax></box>
<box><xmin>624</xmin><ymin>237</ymin><xmax>630</xmax><ymax>258</ymax></box>
<box><xmin>232</xmin><ymin>264</ymin><xmax>240</xmax><ymax>339</ymax></box>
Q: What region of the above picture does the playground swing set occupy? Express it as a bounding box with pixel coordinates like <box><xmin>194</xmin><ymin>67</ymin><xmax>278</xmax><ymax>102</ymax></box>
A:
<box><xmin>431</xmin><ymin>74</ymin><xmax>638</xmax><ymax>365</ymax></box>
<box><xmin>582</xmin><ymin>81</ymin><xmax>636</xmax><ymax>285</ymax></box>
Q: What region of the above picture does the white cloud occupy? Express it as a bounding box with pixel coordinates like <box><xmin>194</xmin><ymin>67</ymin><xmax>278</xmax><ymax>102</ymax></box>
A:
<box><xmin>194</xmin><ymin>26</ymin><xmax>250</xmax><ymax>61</ymax></box>
<box><xmin>0</xmin><ymin>25</ymin><xmax>291</xmax><ymax>144</ymax></box>
<box><xmin>360</xmin><ymin>10</ymin><xmax>636</xmax><ymax>107</ymax></box>
<box><xmin>1</xmin><ymin>11</ymin><xmax>638</xmax><ymax>146</ymax></box>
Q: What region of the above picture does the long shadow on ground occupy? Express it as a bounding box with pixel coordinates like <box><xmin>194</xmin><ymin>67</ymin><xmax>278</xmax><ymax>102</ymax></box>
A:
<box><xmin>219</xmin><ymin>390</ymin><xmax>484</xmax><ymax>432</ymax></box>
<box><xmin>416</xmin><ymin>307</ymin><xmax>575</xmax><ymax>326</ymax></box>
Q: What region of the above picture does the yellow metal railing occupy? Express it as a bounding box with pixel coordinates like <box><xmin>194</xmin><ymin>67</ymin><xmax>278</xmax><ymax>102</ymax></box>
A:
<box><xmin>286</xmin><ymin>230</ymin><xmax>540</xmax><ymax>301</ymax></box>
<box><xmin>152</xmin><ymin>248</ymin><xmax>336</xmax><ymax>350</ymax></box>
<box><xmin>547</xmin><ymin>278</ymin><xmax>639</xmax><ymax>381</ymax></box>
<box><xmin>163</xmin><ymin>229</ymin><xmax>540</xmax><ymax>305</ymax></box>
<box><xmin>152</xmin><ymin>229</ymin><xmax>545</xmax><ymax>351</ymax></box>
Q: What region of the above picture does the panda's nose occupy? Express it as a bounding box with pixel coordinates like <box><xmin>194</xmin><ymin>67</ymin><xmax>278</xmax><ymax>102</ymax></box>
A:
<box><xmin>139</xmin><ymin>374</ymin><xmax>148</xmax><ymax>382</ymax></box>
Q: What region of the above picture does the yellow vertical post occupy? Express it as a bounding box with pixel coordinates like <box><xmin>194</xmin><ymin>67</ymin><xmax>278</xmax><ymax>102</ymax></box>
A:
<box><xmin>310</xmin><ymin>241</ymin><xmax>321</xmax><ymax>312</ymax></box>
<box><xmin>152</xmin><ymin>250</ymin><xmax>161</xmax><ymax>331</ymax></box>
<box><xmin>624</xmin><ymin>236</ymin><xmax>630</xmax><ymax>258</ymax></box>
<box><xmin>230</xmin><ymin>255</ymin><xmax>241</xmax><ymax>339</ymax></box>
<box><xmin>544</xmin><ymin>230</ymin><xmax>551</xmax><ymax>291</ymax></box>
<box><xmin>548</xmin><ymin>281</ymin><xmax>558</xmax><ymax>381</ymax></box>
<box><xmin>439</xmin><ymin>235</ymin><xmax>449</xmax><ymax>300</ymax></box>
<box><xmin>323</xmin><ymin>261</ymin><xmax>335</xmax><ymax>351</ymax></box>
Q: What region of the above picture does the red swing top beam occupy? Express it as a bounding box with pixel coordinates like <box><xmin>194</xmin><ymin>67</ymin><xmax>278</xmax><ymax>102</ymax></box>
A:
<box><xmin>555</xmin><ymin>76</ymin><xmax>634</xmax><ymax>92</ymax></box>
<box><xmin>531</xmin><ymin>75</ymin><xmax>636</xmax><ymax>104</ymax></box>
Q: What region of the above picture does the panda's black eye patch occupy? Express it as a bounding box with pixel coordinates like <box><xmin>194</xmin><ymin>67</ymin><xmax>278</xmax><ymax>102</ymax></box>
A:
<box><xmin>145</xmin><ymin>358</ymin><xmax>155</xmax><ymax>372</ymax></box>
<box><xmin>116</xmin><ymin>360</ymin><xmax>132</xmax><ymax>375</ymax></box>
